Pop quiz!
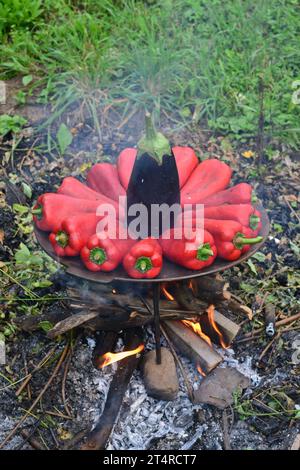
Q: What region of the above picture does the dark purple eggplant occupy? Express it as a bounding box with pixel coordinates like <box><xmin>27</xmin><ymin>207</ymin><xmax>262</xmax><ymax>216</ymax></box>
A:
<box><xmin>126</xmin><ymin>113</ymin><xmax>180</xmax><ymax>237</ymax></box>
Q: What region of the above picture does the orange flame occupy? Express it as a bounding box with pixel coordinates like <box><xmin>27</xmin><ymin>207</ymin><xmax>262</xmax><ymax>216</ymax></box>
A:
<box><xmin>98</xmin><ymin>344</ymin><xmax>144</xmax><ymax>368</ymax></box>
<box><xmin>207</xmin><ymin>304</ymin><xmax>228</xmax><ymax>349</ymax></box>
<box><xmin>181</xmin><ymin>319</ymin><xmax>212</xmax><ymax>347</ymax></box>
<box><xmin>188</xmin><ymin>280</ymin><xmax>196</xmax><ymax>295</ymax></box>
<box><xmin>162</xmin><ymin>286</ymin><xmax>175</xmax><ymax>301</ymax></box>
<box><xmin>197</xmin><ymin>364</ymin><xmax>206</xmax><ymax>377</ymax></box>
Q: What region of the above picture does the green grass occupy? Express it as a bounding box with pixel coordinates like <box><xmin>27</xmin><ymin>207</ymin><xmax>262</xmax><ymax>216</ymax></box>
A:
<box><xmin>1</xmin><ymin>0</ymin><xmax>300</xmax><ymax>145</ymax></box>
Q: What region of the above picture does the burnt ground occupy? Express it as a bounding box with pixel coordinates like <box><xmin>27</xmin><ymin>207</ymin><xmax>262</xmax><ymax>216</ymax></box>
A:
<box><xmin>0</xmin><ymin>108</ymin><xmax>300</xmax><ymax>450</ymax></box>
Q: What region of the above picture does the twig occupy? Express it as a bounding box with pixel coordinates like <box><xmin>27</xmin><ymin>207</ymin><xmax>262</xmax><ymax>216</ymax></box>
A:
<box><xmin>44</xmin><ymin>410</ymin><xmax>73</xmax><ymax>420</ymax></box>
<box><xmin>117</xmin><ymin>108</ymin><xmax>137</xmax><ymax>130</ymax></box>
<box><xmin>61</xmin><ymin>348</ymin><xmax>73</xmax><ymax>417</ymax></box>
<box><xmin>258</xmin><ymin>332</ymin><xmax>280</xmax><ymax>362</ymax></box>
<box><xmin>238</xmin><ymin>312</ymin><xmax>300</xmax><ymax>342</ymax></box>
<box><xmin>160</xmin><ymin>323</ymin><xmax>194</xmax><ymax>403</ymax></box>
<box><xmin>63</xmin><ymin>427</ymin><xmax>91</xmax><ymax>450</ymax></box>
<box><xmin>19</xmin><ymin>429</ymin><xmax>46</xmax><ymax>450</ymax></box>
<box><xmin>222</xmin><ymin>409</ymin><xmax>231</xmax><ymax>450</ymax></box>
<box><xmin>16</xmin><ymin>345</ymin><xmax>58</xmax><ymax>397</ymax></box>
<box><xmin>284</xmin><ymin>196</ymin><xmax>300</xmax><ymax>224</ymax></box>
<box><xmin>0</xmin><ymin>343</ymin><xmax>69</xmax><ymax>449</ymax></box>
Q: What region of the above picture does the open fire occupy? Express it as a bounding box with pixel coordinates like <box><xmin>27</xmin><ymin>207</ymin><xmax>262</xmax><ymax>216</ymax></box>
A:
<box><xmin>95</xmin><ymin>282</ymin><xmax>231</xmax><ymax>373</ymax></box>
<box><xmin>98</xmin><ymin>344</ymin><xmax>144</xmax><ymax>368</ymax></box>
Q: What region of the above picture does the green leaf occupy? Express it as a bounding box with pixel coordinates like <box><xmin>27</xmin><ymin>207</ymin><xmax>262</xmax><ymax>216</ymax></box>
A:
<box><xmin>32</xmin><ymin>280</ymin><xmax>52</xmax><ymax>288</ymax></box>
<box><xmin>247</xmin><ymin>259</ymin><xmax>258</xmax><ymax>275</ymax></box>
<box><xmin>290</xmin><ymin>241</ymin><xmax>300</xmax><ymax>256</ymax></box>
<box><xmin>16</xmin><ymin>91</ymin><xmax>26</xmax><ymax>105</ymax></box>
<box><xmin>22</xmin><ymin>75</ymin><xmax>33</xmax><ymax>86</ymax></box>
<box><xmin>56</xmin><ymin>123</ymin><xmax>73</xmax><ymax>155</ymax></box>
<box><xmin>21</xmin><ymin>182</ymin><xmax>32</xmax><ymax>199</ymax></box>
<box><xmin>13</xmin><ymin>204</ymin><xmax>29</xmax><ymax>214</ymax></box>
<box><xmin>0</xmin><ymin>115</ymin><xmax>27</xmax><ymax>136</ymax></box>
<box><xmin>251</xmin><ymin>252</ymin><xmax>266</xmax><ymax>262</ymax></box>
<box><xmin>15</xmin><ymin>243</ymin><xmax>31</xmax><ymax>265</ymax></box>
<box><xmin>38</xmin><ymin>321</ymin><xmax>53</xmax><ymax>333</ymax></box>
<box><xmin>273</xmin><ymin>222</ymin><xmax>283</xmax><ymax>233</ymax></box>
<box><xmin>28</xmin><ymin>255</ymin><xmax>44</xmax><ymax>266</ymax></box>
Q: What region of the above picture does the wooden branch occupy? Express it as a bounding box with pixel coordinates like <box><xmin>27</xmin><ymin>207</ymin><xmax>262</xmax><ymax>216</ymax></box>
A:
<box><xmin>167</xmin><ymin>283</ymin><xmax>207</xmax><ymax>312</ymax></box>
<box><xmin>163</xmin><ymin>320</ymin><xmax>222</xmax><ymax>374</ymax></box>
<box><xmin>81</xmin><ymin>328</ymin><xmax>143</xmax><ymax>450</ymax></box>
<box><xmin>192</xmin><ymin>276</ymin><xmax>231</xmax><ymax>302</ymax></box>
<box><xmin>47</xmin><ymin>311</ymin><xmax>101</xmax><ymax>339</ymax></box>
<box><xmin>199</xmin><ymin>309</ymin><xmax>240</xmax><ymax>346</ymax></box>
<box><xmin>84</xmin><ymin>309</ymin><xmax>200</xmax><ymax>332</ymax></box>
<box><xmin>14</xmin><ymin>309</ymin><xmax>70</xmax><ymax>332</ymax></box>
<box><xmin>221</xmin><ymin>299</ymin><xmax>253</xmax><ymax>319</ymax></box>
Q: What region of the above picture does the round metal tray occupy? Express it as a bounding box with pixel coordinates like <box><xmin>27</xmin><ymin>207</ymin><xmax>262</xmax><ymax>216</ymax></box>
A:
<box><xmin>35</xmin><ymin>204</ymin><xmax>270</xmax><ymax>284</ymax></box>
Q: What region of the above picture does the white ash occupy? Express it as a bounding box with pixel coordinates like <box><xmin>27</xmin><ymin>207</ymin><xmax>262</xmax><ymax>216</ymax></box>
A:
<box><xmin>217</xmin><ymin>347</ymin><xmax>262</xmax><ymax>387</ymax></box>
<box><xmin>84</xmin><ymin>328</ymin><xmax>260</xmax><ymax>450</ymax></box>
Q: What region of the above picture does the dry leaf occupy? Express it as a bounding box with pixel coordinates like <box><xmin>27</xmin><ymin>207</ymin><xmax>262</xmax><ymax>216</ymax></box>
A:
<box><xmin>242</xmin><ymin>150</ymin><xmax>255</xmax><ymax>159</ymax></box>
<box><xmin>0</xmin><ymin>229</ymin><xmax>4</xmax><ymax>244</ymax></box>
<box><xmin>240</xmin><ymin>304</ymin><xmax>253</xmax><ymax>320</ymax></box>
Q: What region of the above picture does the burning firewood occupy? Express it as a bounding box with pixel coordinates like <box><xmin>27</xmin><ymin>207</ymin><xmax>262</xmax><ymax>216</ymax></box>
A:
<box><xmin>92</xmin><ymin>331</ymin><xmax>119</xmax><ymax>369</ymax></box>
<box><xmin>199</xmin><ymin>305</ymin><xmax>240</xmax><ymax>347</ymax></box>
<box><xmin>164</xmin><ymin>320</ymin><xmax>222</xmax><ymax>375</ymax></box>
<box><xmin>81</xmin><ymin>328</ymin><xmax>144</xmax><ymax>450</ymax></box>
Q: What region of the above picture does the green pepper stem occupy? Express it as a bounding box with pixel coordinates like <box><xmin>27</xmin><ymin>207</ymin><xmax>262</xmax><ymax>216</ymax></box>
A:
<box><xmin>234</xmin><ymin>232</ymin><xmax>263</xmax><ymax>249</ymax></box>
<box><xmin>196</xmin><ymin>243</ymin><xmax>214</xmax><ymax>261</ymax></box>
<box><xmin>251</xmin><ymin>192</ymin><xmax>258</xmax><ymax>203</ymax></box>
<box><xmin>32</xmin><ymin>206</ymin><xmax>43</xmax><ymax>218</ymax></box>
<box><xmin>89</xmin><ymin>247</ymin><xmax>107</xmax><ymax>265</ymax></box>
<box><xmin>135</xmin><ymin>256</ymin><xmax>153</xmax><ymax>273</ymax></box>
<box><xmin>249</xmin><ymin>214</ymin><xmax>260</xmax><ymax>230</ymax></box>
<box><xmin>55</xmin><ymin>230</ymin><xmax>69</xmax><ymax>248</ymax></box>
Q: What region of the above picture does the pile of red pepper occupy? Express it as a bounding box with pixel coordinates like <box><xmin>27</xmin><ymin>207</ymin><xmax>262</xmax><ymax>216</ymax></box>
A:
<box><xmin>33</xmin><ymin>121</ymin><xmax>264</xmax><ymax>279</ymax></box>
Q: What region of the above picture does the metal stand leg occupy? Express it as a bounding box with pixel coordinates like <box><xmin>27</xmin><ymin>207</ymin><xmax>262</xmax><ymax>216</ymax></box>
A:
<box><xmin>152</xmin><ymin>282</ymin><xmax>161</xmax><ymax>365</ymax></box>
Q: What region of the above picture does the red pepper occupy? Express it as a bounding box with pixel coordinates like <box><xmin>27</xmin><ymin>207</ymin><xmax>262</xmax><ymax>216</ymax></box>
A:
<box><xmin>49</xmin><ymin>213</ymin><xmax>103</xmax><ymax>257</ymax></box>
<box><xmin>201</xmin><ymin>183</ymin><xmax>254</xmax><ymax>206</ymax></box>
<box><xmin>173</xmin><ymin>146</ymin><xmax>199</xmax><ymax>188</ymax></box>
<box><xmin>81</xmin><ymin>232</ymin><xmax>135</xmax><ymax>272</ymax></box>
<box><xmin>32</xmin><ymin>193</ymin><xmax>120</xmax><ymax>232</ymax></box>
<box><xmin>117</xmin><ymin>148</ymin><xmax>137</xmax><ymax>190</ymax></box>
<box><xmin>180</xmin><ymin>159</ymin><xmax>232</xmax><ymax>205</ymax></box>
<box><xmin>203</xmin><ymin>204</ymin><xmax>261</xmax><ymax>229</ymax></box>
<box><xmin>117</xmin><ymin>146</ymin><xmax>198</xmax><ymax>190</ymax></box>
<box><xmin>57</xmin><ymin>176</ymin><xmax>106</xmax><ymax>200</ymax></box>
<box><xmin>123</xmin><ymin>238</ymin><xmax>163</xmax><ymax>279</ymax></box>
<box><xmin>202</xmin><ymin>219</ymin><xmax>263</xmax><ymax>261</ymax></box>
<box><xmin>87</xmin><ymin>163</ymin><xmax>126</xmax><ymax>201</ymax></box>
<box><xmin>160</xmin><ymin>229</ymin><xmax>217</xmax><ymax>270</ymax></box>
